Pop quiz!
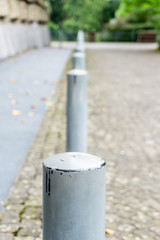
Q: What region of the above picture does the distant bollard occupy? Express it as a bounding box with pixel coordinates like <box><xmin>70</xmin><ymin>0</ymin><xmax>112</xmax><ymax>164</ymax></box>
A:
<box><xmin>58</xmin><ymin>30</ymin><xmax>63</xmax><ymax>48</ymax></box>
<box><xmin>43</xmin><ymin>152</ymin><xmax>106</xmax><ymax>240</ymax></box>
<box><xmin>75</xmin><ymin>42</ymin><xmax>85</xmax><ymax>53</ymax></box>
<box><xmin>77</xmin><ymin>30</ymin><xmax>85</xmax><ymax>42</ymax></box>
<box><xmin>67</xmin><ymin>69</ymin><xmax>88</xmax><ymax>152</ymax></box>
<box><xmin>72</xmin><ymin>52</ymin><xmax>85</xmax><ymax>70</ymax></box>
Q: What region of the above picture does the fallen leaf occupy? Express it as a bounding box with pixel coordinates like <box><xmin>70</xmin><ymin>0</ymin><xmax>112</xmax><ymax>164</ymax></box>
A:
<box><xmin>105</xmin><ymin>229</ymin><xmax>114</xmax><ymax>236</ymax></box>
<box><xmin>41</xmin><ymin>97</ymin><xmax>47</xmax><ymax>102</ymax></box>
<box><xmin>10</xmin><ymin>79</ymin><xmax>17</xmax><ymax>83</ymax></box>
<box><xmin>31</xmin><ymin>104</ymin><xmax>37</xmax><ymax>109</ymax></box>
<box><xmin>21</xmin><ymin>119</ymin><xmax>26</xmax><ymax>124</ymax></box>
<box><xmin>28</xmin><ymin>112</ymin><xmax>33</xmax><ymax>117</ymax></box>
<box><xmin>102</xmin><ymin>107</ymin><xmax>107</xmax><ymax>112</ymax></box>
<box><xmin>11</xmin><ymin>100</ymin><xmax>16</xmax><ymax>106</ymax></box>
<box><xmin>12</xmin><ymin>110</ymin><xmax>22</xmax><ymax>116</ymax></box>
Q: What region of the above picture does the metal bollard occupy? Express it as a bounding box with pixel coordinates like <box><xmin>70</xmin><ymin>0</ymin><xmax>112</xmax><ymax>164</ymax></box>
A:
<box><xmin>67</xmin><ymin>69</ymin><xmax>88</xmax><ymax>152</ymax></box>
<box><xmin>43</xmin><ymin>152</ymin><xmax>106</xmax><ymax>240</ymax></box>
<box><xmin>75</xmin><ymin>42</ymin><xmax>85</xmax><ymax>53</ymax></box>
<box><xmin>77</xmin><ymin>30</ymin><xmax>85</xmax><ymax>42</ymax></box>
<box><xmin>58</xmin><ymin>30</ymin><xmax>63</xmax><ymax>48</ymax></box>
<box><xmin>72</xmin><ymin>52</ymin><xmax>86</xmax><ymax>70</ymax></box>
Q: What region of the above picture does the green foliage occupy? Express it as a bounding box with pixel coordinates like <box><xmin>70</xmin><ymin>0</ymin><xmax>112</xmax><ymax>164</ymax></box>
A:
<box><xmin>117</xmin><ymin>0</ymin><xmax>160</xmax><ymax>18</ymax></box>
<box><xmin>99</xmin><ymin>30</ymin><xmax>137</xmax><ymax>42</ymax></box>
<box><xmin>102</xmin><ymin>0</ymin><xmax>160</xmax><ymax>43</ymax></box>
<box><xmin>102</xmin><ymin>0</ymin><xmax>121</xmax><ymax>23</ymax></box>
<box><xmin>116</xmin><ymin>0</ymin><xmax>160</xmax><ymax>30</ymax></box>
<box><xmin>62</xmin><ymin>0</ymin><xmax>106</xmax><ymax>31</ymax></box>
<box><xmin>108</xmin><ymin>18</ymin><xmax>133</xmax><ymax>31</ymax></box>
<box><xmin>46</xmin><ymin>0</ymin><xmax>107</xmax><ymax>32</ymax></box>
<box><xmin>45</xmin><ymin>0</ymin><xmax>64</xmax><ymax>25</ymax></box>
<box><xmin>48</xmin><ymin>21</ymin><xmax>59</xmax><ymax>31</ymax></box>
<box><xmin>62</xmin><ymin>19</ymin><xmax>81</xmax><ymax>31</ymax></box>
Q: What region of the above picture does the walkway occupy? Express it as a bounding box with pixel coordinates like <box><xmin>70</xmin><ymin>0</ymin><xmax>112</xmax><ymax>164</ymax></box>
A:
<box><xmin>0</xmin><ymin>42</ymin><xmax>159</xmax><ymax>240</ymax></box>
<box><xmin>0</xmin><ymin>47</ymin><xmax>71</xmax><ymax>211</ymax></box>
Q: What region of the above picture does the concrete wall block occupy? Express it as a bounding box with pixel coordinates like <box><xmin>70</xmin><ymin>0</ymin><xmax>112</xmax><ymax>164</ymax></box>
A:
<box><xmin>19</xmin><ymin>1</ymin><xmax>28</xmax><ymax>21</ymax></box>
<box><xmin>31</xmin><ymin>23</ymin><xmax>43</xmax><ymax>48</ymax></box>
<box><xmin>35</xmin><ymin>5</ymin><xmax>41</xmax><ymax>22</ymax></box>
<box><xmin>28</xmin><ymin>4</ymin><xmax>34</xmax><ymax>22</ymax></box>
<box><xmin>0</xmin><ymin>0</ymin><xmax>9</xmax><ymax>17</ymax></box>
<box><xmin>27</xmin><ymin>23</ymin><xmax>35</xmax><ymax>48</ymax></box>
<box><xmin>9</xmin><ymin>23</ymin><xmax>20</xmax><ymax>55</ymax></box>
<box><xmin>3</xmin><ymin>22</ymin><xmax>15</xmax><ymax>57</ymax></box>
<box><xmin>42</xmin><ymin>25</ymin><xmax>50</xmax><ymax>46</ymax></box>
<box><xmin>8</xmin><ymin>0</ymin><xmax>20</xmax><ymax>20</ymax></box>
<box><xmin>21</xmin><ymin>24</ymin><xmax>29</xmax><ymax>51</ymax></box>
<box><xmin>44</xmin><ymin>25</ymin><xmax>51</xmax><ymax>46</ymax></box>
<box><xmin>0</xmin><ymin>22</ymin><xmax>9</xmax><ymax>59</ymax></box>
<box><xmin>43</xmin><ymin>9</ymin><xmax>49</xmax><ymax>23</ymax></box>
<box><xmin>0</xmin><ymin>0</ymin><xmax>50</xmax><ymax>60</ymax></box>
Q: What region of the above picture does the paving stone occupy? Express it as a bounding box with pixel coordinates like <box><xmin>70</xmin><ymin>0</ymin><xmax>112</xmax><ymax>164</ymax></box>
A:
<box><xmin>14</xmin><ymin>237</ymin><xmax>34</xmax><ymax>240</ymax></box>
<box><xmin>0</xmin><ymin>223</ymin><xmax>20</xmax><ymax>233</ymax></box>
<box><xmin>18</xmin><ymin>226</ymin><xmax>41</xmax><ymax>238</ymax></box>
<box><xmin>0</xmin><ymin>233</ymin><xmax>13</xmax><ymax>240</ymax></box>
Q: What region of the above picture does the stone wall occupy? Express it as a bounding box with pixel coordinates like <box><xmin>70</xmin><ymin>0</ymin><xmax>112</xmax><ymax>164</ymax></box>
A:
<box><xmin>0</xmin><ymin>0</ymin><xmax>50</xmax><ymax>60</ymax></box>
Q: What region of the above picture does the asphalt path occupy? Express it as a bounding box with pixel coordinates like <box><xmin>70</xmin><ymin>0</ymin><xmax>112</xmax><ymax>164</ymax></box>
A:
<box><xmin>0</xmin><ymin>47</ymin><xmax>71</xmax><ymax>210</ymax></box>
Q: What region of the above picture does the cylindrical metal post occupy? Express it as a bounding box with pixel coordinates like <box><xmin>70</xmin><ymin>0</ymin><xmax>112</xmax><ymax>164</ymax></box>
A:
<box><xmin>75</xmin><ymin>42</ymin><xmax>85</xmax><ymax>53</ymax></box>
<box><xmin>58</xmin><ymin>30</ymin><xmax>63</xmax><ymax>48</ymax></box>
<box><xmin>43</xmin><ymin>152</ymin><xmax>106</xmax><ymax>240</ymax></box>
<box><xmin>77</xmin><ymin>30</ymin><xmax>85</xmax><ymax>42</ymax></box>
<box><xmin>67</xmin><ymin>69</ymin><xmax>88</xmax><ymax>152</ymax></box>
<box><xmin>72</xmin><ymin>52</ymin><xmax>85</xmax><ymax>70</ymax></box>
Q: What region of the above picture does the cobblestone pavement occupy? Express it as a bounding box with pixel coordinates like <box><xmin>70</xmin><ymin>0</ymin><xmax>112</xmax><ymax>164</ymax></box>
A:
<box><xmin>87</xmin><ymin>48</ymin><xmax>160</xmax><ymax>240</ymax></box>
<box><xmin>0</xmin><ymin>44</ymin><xmax>160</xmax><ymax>239</ymax></box>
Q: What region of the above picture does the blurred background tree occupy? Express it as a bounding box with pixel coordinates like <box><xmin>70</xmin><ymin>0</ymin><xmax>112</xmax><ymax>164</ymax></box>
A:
<box><xmin>46</xmin><ymin>0</ymin><xmax>160</xmax><ymax>45</ymax></box>
<box><xmin>102</xmin><ymin>0</ymin><xmax>120</xmax><ymax>23</ymax></box>
<box><xmin>46</xmin><ymin>0</ymin><xmax>64</xmax><ymax>31</ymax></box>
<box><xmin>46</xmin><ymin>0</ymin><xmax>111</xmax><ymax>32</ymax></box>
<box><xmin>62</xmin><ymin>0</ymin><xmax>106</xmax><ymax>32</ymax></box>
<box><xmin>116</xmin><ymin>0</ymin><xmax>160</xmax><ymax>30</ymax></box>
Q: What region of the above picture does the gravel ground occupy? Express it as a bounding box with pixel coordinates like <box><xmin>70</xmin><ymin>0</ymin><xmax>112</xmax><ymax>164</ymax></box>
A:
<box><xmin>0</xmin><ymin>43</ymin><xmax>160</xmax><ymax>240</ymax></box>
<box><xmin>87</xmin><ymin>47</ymin><xmax>160</xmax><ymax>240</ymax></box>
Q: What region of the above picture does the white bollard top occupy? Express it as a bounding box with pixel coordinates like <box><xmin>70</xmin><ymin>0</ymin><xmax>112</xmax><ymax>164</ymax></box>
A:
<box><xmin>77</xmin><ymin>30</ymin><xmax>85</xmax><ymax>42</ymax></box>
<box><xmin>44</xmin><ymin>152</ymin><xmax>105</xmax><ymax>172</ymax></box>
<box><xmin>73</xmin><ymin>52</ymin><xmax>85</xmax><ymax>58</ymax></box>
<box><xmin>67</xmin><ymin>69</ymin><xmax>87</xmax><ymax>76</ymax></box>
